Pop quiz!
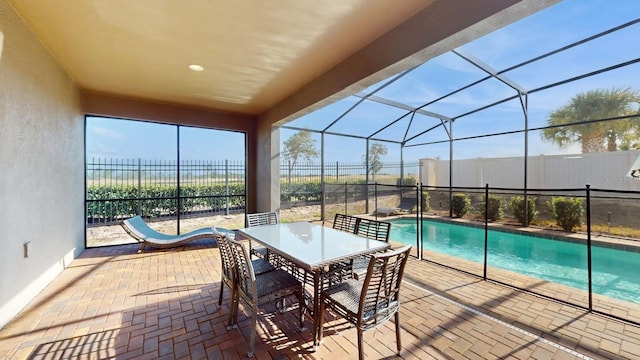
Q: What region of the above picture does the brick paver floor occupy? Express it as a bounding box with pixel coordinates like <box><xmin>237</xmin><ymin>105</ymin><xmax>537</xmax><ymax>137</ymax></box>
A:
<box><xmin>1</xmin><ymin>238</ymin><xmax>639</xmax><ymax>359</ymax></box>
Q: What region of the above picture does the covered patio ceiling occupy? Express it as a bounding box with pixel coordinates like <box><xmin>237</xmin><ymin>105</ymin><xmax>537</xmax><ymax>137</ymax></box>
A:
<box><xmin>5</xmin><ymin>0</ymin><xmax>557</xmax><ymax>125</ymax></box>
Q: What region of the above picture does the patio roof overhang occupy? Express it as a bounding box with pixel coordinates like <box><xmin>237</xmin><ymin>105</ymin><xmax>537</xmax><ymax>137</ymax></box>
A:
<box><xmin>6</xmin><ymin>0</ymin><xmax>557</xmax><ymax>127</ymax></box>
<box><xmin>6</xmin><ymin>0</ymin><xmax>560</xmax><ymax>215</ymax></box>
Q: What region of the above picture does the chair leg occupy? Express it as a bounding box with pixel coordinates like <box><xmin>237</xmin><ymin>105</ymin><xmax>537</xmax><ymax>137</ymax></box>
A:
<box><xmin>218</xmin><ymin>279</ymin><xmax>225</xmax><ymax>306</ymax></box>
<box><xmin>357</xmin><ymin>328</ymin><xmax>364</xmax><ymax>360</ymax></box>
<box><xmin>395</xmin><ymin>311</ymin><xmax>402</xmax><ymax>355</ymax></box>
<box><xmin>232</xmin><ymin>294</ymin><xmax>241</xmax><ymax>328</ymax></box>
<box><xmin>318</xmin><ymin>299</ymin><xmax>325</xmax><ymax>344</ymax></box>
<box><xmin>248</xmin><ymin>306</ymin><xmax>257</xmax><ymax>358</ymax></box>
<box><xmin>226</xmin><ymin>295</ymin><xmax>234</xmax><ymax>329</ymax></box>
<box><xmin>226</xmin><ymin>291</ymin><xmax>238</xmax><ymax>330</ymax></box>
<box><xmin>298</xmin><ymin>289</ymin><xmax>304</xmax><ymax>330</ymax></box>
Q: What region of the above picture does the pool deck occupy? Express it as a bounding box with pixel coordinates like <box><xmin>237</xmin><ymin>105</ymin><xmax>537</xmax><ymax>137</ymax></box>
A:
<box><xmin>1</xmin><ymin>238</ymin><xmax>640</xmax><ymax>359</ymax></box>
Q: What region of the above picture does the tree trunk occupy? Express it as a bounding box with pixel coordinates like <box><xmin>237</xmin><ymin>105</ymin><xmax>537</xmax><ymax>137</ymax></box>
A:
<box><xmin>607</xmin><ymin>131</ymin><xmax>618</xmax><ymax>152</ymax></box>
<box><xmin>581</xmin><ymin>135</ymin><xmax>606</xmax><ymax>153</ymax></box>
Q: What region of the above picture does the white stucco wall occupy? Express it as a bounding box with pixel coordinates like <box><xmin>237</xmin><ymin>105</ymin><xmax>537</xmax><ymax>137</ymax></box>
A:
<box><xmin>420</xmin><ymin>150</ymin><xmax>640</xmax><ymax>191</ymax></box>
<box><xmin>0</xmin><ymin>1</ymin><xmax>84</xmax><ymax>329</ymax></box>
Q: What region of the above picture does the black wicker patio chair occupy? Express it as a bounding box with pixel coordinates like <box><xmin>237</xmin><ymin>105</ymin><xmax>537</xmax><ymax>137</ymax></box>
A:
<box><xmin>245</xmin><ymin>211</ymin><xmax>279</xmax><ymax>260</ymax></box>
<box><xmin>318</xmin><ymin>245</ymin><xmax>412</xmax><ymax>360</ymax></box>
<box><xmin>332</xmin><ymin>213</ymin><xmax>360</xmax><ymax>233</ymax></box>
<box><xmin>225</xmin><ymin>235</ymin><xmax>304</xmax><ymax>358</ymax></box>
<box><xmin>213</xmin><ymin>227</ymin><xmax>274</xmax><ymax>275</ymax></box>
<box><xmin>356</xmin><ymin>218</ymin><xmax>391</xmax><ymax>242</ymax></box>
<box><xmin>349</xmin><ymin>218</ymin><xmax>392</xmax><ymax>279</ymax></box>
<box><xmin>246</xmin><ymin>211</ymin><xmax>279</xmax><ymax>227</ymax></box>
<box><xmin>216</xmin><ymin>234</ymin><xmax>275</xmax><ymax>307</ymax></box>
<box><xmin>326</xmin><ymin>217</ymin><xmax>393</xmax><ymax>284</ymax></box>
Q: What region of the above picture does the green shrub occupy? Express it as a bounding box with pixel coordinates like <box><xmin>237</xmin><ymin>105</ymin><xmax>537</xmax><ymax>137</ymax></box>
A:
<box><xmin>396</xmin><ymin>176</ymin><xmax>417</xmax><ymax>186</ymax></box>
<box><xmin>421</xmin><ymin>191</ymin><xmax>430</xmax><ymax>212</ymax></box>
<box><xmin>451</xmin><ymin>193</ymin><xmax>471</xmax><ymax>218</ymax></box>
<box><xmin>509</xmin><ymin>196</ymin><xmax>537</xmax><ymax>225</ymax></box>
<box><xmin>549</xmin><ymin>196</ymin><xmax>584</xmax><ymax>232</ymax></box>
<box><xmin>280</xmin><ymin>181</ymin><xmax>322</xmax><ymax>202</ymax></box>
<box><xmin>482</xmin><ymin>195</ymin><xmax>504</xmax><ymax>221</ymax></box>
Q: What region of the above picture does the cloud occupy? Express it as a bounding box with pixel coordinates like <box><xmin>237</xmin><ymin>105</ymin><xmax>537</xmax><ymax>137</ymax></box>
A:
<box><xmin>88</xmin><ymin>125</ymin><xmax>126</xmax><ymax>141</ymax></box>
<box><xmin>86</xmin><ymin>143</ymin><xmax>123</xmax><ymax>159</ymax></box>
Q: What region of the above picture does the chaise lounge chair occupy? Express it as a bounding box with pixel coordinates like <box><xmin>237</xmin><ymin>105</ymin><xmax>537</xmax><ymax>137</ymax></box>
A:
<box><xmin>121</xmin><ymin>215</ymin><xmax>215</xmax><ymax>253</ymax></box>
<box><xmin>396</xmin><ymin>193</ymin><xmax>418</xmax><ymax>213</ymax></box>
<box><xmin>374</xmin><ymin>207</ymin><xmax>397</xmax><ymax>217</ymax></box>
<box><xmin>374</xmin><ymin>192</ymin><xmax>418</xmax><ymax>217</ymax></box>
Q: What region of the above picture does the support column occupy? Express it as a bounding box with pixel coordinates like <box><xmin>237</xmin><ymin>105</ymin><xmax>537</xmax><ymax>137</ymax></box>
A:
<box><xmin>255</xmin><ymin>119</ymin><xmax>281</xmax><ymax>213</ymax></box>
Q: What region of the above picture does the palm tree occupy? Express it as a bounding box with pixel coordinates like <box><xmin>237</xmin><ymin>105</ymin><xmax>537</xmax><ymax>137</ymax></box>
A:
<box><xmin>541</xmin><ymin>87</ymin><xmax>640</xmax><ymax>153</ymax></box>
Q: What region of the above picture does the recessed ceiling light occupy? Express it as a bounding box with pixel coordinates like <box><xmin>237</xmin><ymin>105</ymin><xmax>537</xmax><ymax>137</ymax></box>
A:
<box><xmin>189</xmin><ymin>64</ymin><xmax>204</xmax><ymax>72</ymax></box>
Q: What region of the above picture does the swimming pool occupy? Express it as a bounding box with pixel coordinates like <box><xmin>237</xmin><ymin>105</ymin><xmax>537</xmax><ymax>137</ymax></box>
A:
<box><xmin>390</xmin><ymin>218</ymin><xmax>640</xmax><ymax>305</ymax></box>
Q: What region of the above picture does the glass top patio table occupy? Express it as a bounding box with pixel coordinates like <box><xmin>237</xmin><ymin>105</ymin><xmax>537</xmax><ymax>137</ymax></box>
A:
<box><xmin>237</xmin><ymin>221</ymin><xmax>390</xmax><ymax>271</ymax></box>
<box><xmin>237</xmin><ymin>221</ymin><xmax>391</xmax><ymax>349</ymax></box>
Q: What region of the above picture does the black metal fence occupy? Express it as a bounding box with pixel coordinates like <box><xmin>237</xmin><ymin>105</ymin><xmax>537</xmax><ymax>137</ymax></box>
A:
<box><xmin>86</xmin><ymin>158</ymin><xmax>420</xmax><ymax>224</ymax></box>
<box><xmin>353</xmin><ymin>182</ymin><xmax>640</xmax><ymax>326</ymax></box>
<box><xmin>86</xmin><ymin>158</ymin><xmax>247</xmax><ymax>225</ymax></box>
<box><xmin>280</xmin><ymin>160</ymin><xmax>420</xmax><ymax>207</ymax></box>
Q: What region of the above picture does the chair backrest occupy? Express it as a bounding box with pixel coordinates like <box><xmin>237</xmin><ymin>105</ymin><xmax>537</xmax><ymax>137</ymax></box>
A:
<box><xmin>246</xmin><ymin>212</ymin><xmax>279</xmax><ymax>227</ymax></box>
<box><xmin>356</xmin><ymin>218</ymin><xmax>391</xmax><ymax>242</ymax></box>
<box><xmin>358</xmin><ymin>245</ymin><xmax>411</xmax><ymax>330</ymax></box>
<box><xmin>226</xmin><ymin>235</ymin><xmax>258</xmax><ymax>301</ymax></box>
<box><xmin>398</xmin><ymin>193</ymin><xmax>418</xmax><ymax>211</ymax></box>
<box><xmin>332</xmin><ymin>213</ymin><xmax>360</xmax><ymax>234</ymax></box>
<box><xmin>216</xmin><ymin>235</ymin><xmax>235</xmax><ymax>284</ymax></box>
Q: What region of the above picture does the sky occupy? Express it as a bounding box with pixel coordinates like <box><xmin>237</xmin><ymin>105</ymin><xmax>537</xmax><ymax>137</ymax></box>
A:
<box><xmin>86</xmin><ymin>118</ymin><xmax>246</xmax><ymax>161</ymax></box>
<box><xmin>86</xmin><ymin>0</ymin><xmax>640</xmax><ymax>165</ymax></box>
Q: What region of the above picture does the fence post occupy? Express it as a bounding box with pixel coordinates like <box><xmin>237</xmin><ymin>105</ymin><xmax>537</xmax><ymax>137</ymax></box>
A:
<box><xmin>137</xmin><ymin>158</ymin><xmax>142</xmax><ymax>216</ymax></box>
<box><xmin>344</xmin><ymin>182</ymin><xmax>348</xmax><ymax>214</ymax></box>
<box><xmin>483</xmin><ymin>183</ymin><xmax>489</xmax><ymax>280</ymax></box>
<box><xmin>288</xmin><ymin>160</ymin><xmax>292</xmax><ymax>204</ymax></box>
<box><xmin>176</xmin><ymin>158</ymin><xmax>182</xmax><ymax>234</ymax></box>
<box><xmin>586</xmin><ymin>184</ymin><xmax>593</xmax><ymax>311</ymax></box>
<box><xmin>374</xmin><ymin>182</ymin><xmax>378</xmax><ymax>219</ymax></box>
<box><xmin>417</xmin><ymin>183</ymin><xmax>422</xmax><ymax>260</ymax></box>
<box><xmin>225</xmin><ymin>160</ymin><xmax>230</xmax><ymax>215</ymax></box>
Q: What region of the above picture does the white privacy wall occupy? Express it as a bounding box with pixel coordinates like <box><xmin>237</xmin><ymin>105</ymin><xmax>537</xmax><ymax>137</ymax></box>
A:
<box><xmin>0</xmin><ymin>1</ymin><xmax>85</xmax><ymax>328</ymax></box>
<box><xmin>421</xmin><ymin>150</ymin><xmax>640</xmax><ymax>191</ymax></box>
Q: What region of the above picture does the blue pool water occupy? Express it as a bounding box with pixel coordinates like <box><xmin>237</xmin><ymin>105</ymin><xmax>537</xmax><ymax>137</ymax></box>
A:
<box><xmin>390</xmin><ymin>218</ymin><xmax>640</xmax><ymax>304</ymax></box>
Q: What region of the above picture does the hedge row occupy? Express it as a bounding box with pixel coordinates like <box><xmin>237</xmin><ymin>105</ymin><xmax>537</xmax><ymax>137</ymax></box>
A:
<box><xmin>281</xmin><ymin>180</ymin><xmax>371</xmax><ymax>203</ymax></box>
<box><xmin>88</xmin><ymin>178</ymin><xmax>418</xmax><ymax>220</ymax></box>
<box><xmin>87</xmin><ymin>184</ymin><xmax>245</xmax><ymax>219</ymax></box>
<box><xmin>281</xmin><ymin>178</ymin><xmax>413</xmax><ymax>203</ymax></box>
